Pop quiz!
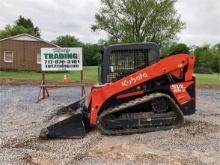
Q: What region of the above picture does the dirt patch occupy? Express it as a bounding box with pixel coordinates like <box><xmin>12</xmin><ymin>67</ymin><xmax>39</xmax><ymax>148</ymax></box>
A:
<box><xmin>181</xmin><ymin>120</ymin><xmax>220</xmax><ymax>137</ymax></box>
<box><xmin>199</xmin><ymin>112</ymin><xmax>220</xmax><ymax>118</ymax></box>
<box><xmin>136</xmin><ymin>153</ymin><xmax>204</xmax><ymax>165</ymax></box>
<box><xmin>1</xmin><ymin>78</ymin><xmax>220</xmax><ymax>89</ymax></box>
<box><xmin>2</xmin><ymin>138</ymin><xmax>37</xmax><ymax>149</ymax></box>
<box><xmin>197</xmin><ymin>84</ymin><xmax>220</xmax><ymax>89</ymax></box>
<box><xmin>87</xmin><ymin>138</ymin><xmax>205</xmax><ymax>164</ymax></box>
<box><xmin>0</xmin><ymin>78</ymin><xmax>95</xmax><ymax>86</ymax></box>
<box><xmin>0</xmin><ymin>78</ymin><xmax>41</xmax><ymax>85</ymax></box>
<box><xmin>20</xmin><ymin>153</ymin><xmax>55</xmax><ymax>165</ymax></box>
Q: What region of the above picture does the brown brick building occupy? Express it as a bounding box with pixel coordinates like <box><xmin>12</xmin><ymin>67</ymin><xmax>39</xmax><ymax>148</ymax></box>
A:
<box><xmin>0</xmin><ymin>33</ymin><xmax>58</xmax><ymax>71</ymax></box>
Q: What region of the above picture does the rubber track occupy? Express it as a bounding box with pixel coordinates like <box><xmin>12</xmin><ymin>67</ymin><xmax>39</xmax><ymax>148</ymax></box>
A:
<box><xmin>97</xmin><ymin>93</ymin><xmax>184</xmax><ymax>135</ymax></box>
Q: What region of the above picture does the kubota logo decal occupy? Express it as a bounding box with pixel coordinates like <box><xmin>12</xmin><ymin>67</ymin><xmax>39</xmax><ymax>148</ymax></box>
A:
<box><xmin>171</xmin><ymin>84</ymin><xmax>186</xmax><ymax>93</ymax></box>
<box><xmin>121</xmin><ymin>73</ymin><xmax>148</xmax><ymax>87</ymax></box>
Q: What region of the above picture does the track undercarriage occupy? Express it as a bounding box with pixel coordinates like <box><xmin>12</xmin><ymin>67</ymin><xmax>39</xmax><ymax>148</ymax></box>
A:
<box><xmin>97</xmin><ymin>93</ymin><xmax>184</xmax><ymax>135</ymax></box>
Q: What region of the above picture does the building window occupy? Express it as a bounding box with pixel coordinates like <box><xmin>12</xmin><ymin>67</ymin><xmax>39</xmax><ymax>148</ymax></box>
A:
<box><xmin>37</xmin><ymin>52</ymin><xmax>41</xmax><ymax>64</ymax></box>
<box><xmin>4</xmin><ymin>51</ymin><xmax>13</xmax><ymax>63</ymax></box>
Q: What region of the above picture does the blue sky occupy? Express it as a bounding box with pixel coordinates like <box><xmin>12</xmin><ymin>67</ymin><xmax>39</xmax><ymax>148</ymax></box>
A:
<box><xmin>0</xmin><ymin>0</ymin><xmax>219</xmax><ymax>46</ymax></box>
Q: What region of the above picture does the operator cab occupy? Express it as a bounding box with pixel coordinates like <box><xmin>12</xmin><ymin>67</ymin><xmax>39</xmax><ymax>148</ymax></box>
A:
<box><xmin>100</xmin><ymin>43</ymin><xmax>160</xmax><ymax>84</ymax></box>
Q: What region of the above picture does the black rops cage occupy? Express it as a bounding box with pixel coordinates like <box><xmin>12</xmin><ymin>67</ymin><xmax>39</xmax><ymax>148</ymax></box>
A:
<box><xmin>100</xmin><ymin>43</ymin><xmax>160</xmax><ymax>84</ymax></box>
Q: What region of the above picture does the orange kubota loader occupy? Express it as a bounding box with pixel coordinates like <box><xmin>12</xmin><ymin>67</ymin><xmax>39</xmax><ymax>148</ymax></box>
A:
<box><xmin>40</xmin><ymin>43</ymin><xmax>196</xmax><ymax>139</ymax></box>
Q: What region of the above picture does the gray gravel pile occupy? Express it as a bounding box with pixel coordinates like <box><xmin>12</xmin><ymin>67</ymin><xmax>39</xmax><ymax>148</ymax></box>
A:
<box><xmin>0</xmin><ymin>85</ymin><xmax>219</xmax><ymax>165</ymax></box>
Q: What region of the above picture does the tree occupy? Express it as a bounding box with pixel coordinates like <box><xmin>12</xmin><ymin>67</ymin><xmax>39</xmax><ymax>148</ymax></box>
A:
<box><xmin>15</xmin><ymin>16</ymin><xmax>40</xmax><ymax>37</ymax></box>
<box><xmin>52</xmin><ymin>35</ymin><xmax>101</xmax><ymax>66</ymax></box>
<box><xmin>83</xmin><ymin>43</ymin><xmax>101</xmax><ymax>66</ymax></box>
<box><xmin>92</xmin><ymin>0</ymin><xmax>184</xmax><ymax>45</ymax></box>
<box><xmin>161</xmin><ymin>43</ymin><xmax>190</xmax><ymax>56</ymax></box>
<box><xmin>211</xmin><ymin>43</ymin><xmax>220</xmax><ymax>73</ymax></box>
<box><xmin>170</xmin><ymin>43</ymin><xmax>190</xmax><ymax>54</ymax></box>
<box><xmin>0</xmin><ymin>25</ymin><xmax>36</xmax><ymax>39</ymax></box>
<box><xmin>52</xmin><ymin>35</ymin><xmax>82</xmax><ymax>47</ymax></box>
<box><xmin>194</xmin><ymin>45</ymin><xmax>214</xmax><ymax>73</ymax></box>
<box><xmin>0</xmin><ymin>16</ymin><xmax>41</xmax><ymax>39</ymax></box>
<box><xmin>192</xmin><ymin>44</ymin><xmax>220</xmax><ymax>73</ymax></box>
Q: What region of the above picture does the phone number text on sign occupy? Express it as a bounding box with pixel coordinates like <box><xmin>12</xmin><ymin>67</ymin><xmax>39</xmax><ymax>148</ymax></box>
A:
<box><xmin>41</xmin><ymin>48</ymin><xmax>83</xmax><ymax>71</ymax></box>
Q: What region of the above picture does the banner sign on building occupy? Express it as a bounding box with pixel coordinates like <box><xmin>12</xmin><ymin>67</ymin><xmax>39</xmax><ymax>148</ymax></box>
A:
<box><xmin>41</xmin><ymin>48</ymin><xmax>82</xmax><ymax>71</ymax></box>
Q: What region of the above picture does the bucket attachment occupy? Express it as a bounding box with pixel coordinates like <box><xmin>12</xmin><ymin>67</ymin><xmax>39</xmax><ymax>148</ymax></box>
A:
<box><xmin>39</xmin><ymin>112</ymin><xmax>87</xmax><ymax>139</ymax></box>
<box><xmin>39</xmin><ymin>98</ymin><xmax>89</xmax><ymax>139</ymax></box>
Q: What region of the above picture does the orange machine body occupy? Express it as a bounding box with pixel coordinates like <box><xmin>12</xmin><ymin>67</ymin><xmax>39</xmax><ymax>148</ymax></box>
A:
<box><xmin>87</xmin><ymin>53</ymin><xmax>196</xmax><ymax>126</ymax></box>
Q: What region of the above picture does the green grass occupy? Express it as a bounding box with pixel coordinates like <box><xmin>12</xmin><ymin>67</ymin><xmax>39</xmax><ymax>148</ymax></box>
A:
<box><xmin>0</xmin><ymin>66</ymin><xmax>99</xmax><ymax>82</ymax></box>
<box><xmin>196</xmin><ymin>73</ymin><xmax>220</xmax><ymax>85</ymax></box>
<box><xmin>0</xmin><ymin>67</ymin><xmax>219</xmax><ymax>85</ymax></box>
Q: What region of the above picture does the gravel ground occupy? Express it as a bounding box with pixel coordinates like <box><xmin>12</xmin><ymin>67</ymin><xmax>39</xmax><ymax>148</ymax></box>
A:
<box><xmin>0</xmin><ymin>85</ymin><xmax>219</xmax><ymax>165</ymax></box>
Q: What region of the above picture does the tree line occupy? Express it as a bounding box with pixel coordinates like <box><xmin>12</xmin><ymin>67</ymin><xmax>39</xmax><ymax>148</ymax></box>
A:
<box><xmin>0</xmin><ymin>0</ymin><xmax>219</xmax><ymax>73</ymax></box>
<box><xmin>161</xmin><ymin>43</ymin><xmax>220</xmax><ymax>73</ymax></box>
<box><xmin>52</xmin><ymin>35</ymin><xmax>220</xmax><ymax>73</ymax></box>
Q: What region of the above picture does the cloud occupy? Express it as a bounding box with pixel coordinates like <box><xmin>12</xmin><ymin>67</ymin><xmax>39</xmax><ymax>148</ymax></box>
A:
<box><xmin>0</xmin><ymin>0</ymin><xmax>219</xmax><ymax>45</ymax></box>
<box><xmin>0</xmin><ymin>0</ymin><xmax>103</xmax><ymax>43</ymax></box>
<box><xmin>175</xmin><ymin>0</ymin><xmax>220</xmax><ymax>45</ymax></box>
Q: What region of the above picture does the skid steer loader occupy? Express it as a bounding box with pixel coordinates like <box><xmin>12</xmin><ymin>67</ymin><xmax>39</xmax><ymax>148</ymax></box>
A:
<box><xmin>39</xmin><ymin>43</ymin><xmax>196</xmax><ymax>139</ymax></box>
